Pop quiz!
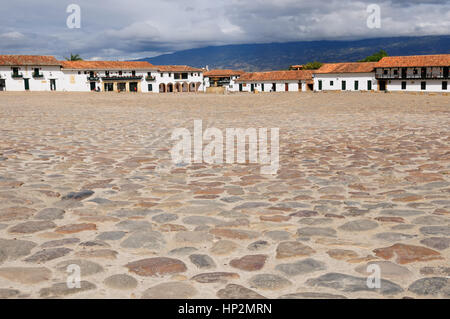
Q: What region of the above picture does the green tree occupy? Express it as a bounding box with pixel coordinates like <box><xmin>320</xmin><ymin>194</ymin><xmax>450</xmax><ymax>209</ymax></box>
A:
<box><xmin>64</xmin><ymin>53</ymin><xmax>83</xmax><ymax>61</ymax></box>
<box><xmin>359</xmin><ymin>50</ymin><xmax>388</xmax><ymax>62</ymax></box>
<box><xmin>302</xmin><ymin>61</ymin><xmax>323</xmax><ymax>70</ymax></box>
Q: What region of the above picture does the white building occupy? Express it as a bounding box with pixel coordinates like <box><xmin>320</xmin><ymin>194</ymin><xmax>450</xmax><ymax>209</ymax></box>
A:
<box><xmin>203</xmin><ymin>69</ymin><xmax>245</xmax><ymax>92</ymax></box>
<box><xmin>155</xmin><ymin>65</ymin><xmax>204</xmax><ymax>93</ymax></box>
<box><xmin>235</xmin><ymin>70</ymin><xmax>314</xmax><ymax>92</ymax></box>
<box><xmin>374</xmin><ymin>54</ymin><xmax>449</xmax><ymax>92</ymax></box>
<box><xmin>60</xmin><ymin>61</ymin><xmax>159</xmax><ymax>92</ymax></box>
<box><xmin>313</xmin><ymin>62</ymin><xmax>378</xmax><ymax>92</ymax></box>
<box><xmin>60</xmin><ymin>62</ymin><xmax>204</xmax><ymax>93</ymax></box>
<box><xmin>0</xmin><ymin>55</ymin><xmax>63</xmax><ymax>91</ymax></box>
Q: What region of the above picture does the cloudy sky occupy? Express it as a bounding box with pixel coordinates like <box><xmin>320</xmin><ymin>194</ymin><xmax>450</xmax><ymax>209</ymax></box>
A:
<box><xmin>1</xmin><ymin>0</ymin><xmax>449</xmax><ymax>60</ymax></box>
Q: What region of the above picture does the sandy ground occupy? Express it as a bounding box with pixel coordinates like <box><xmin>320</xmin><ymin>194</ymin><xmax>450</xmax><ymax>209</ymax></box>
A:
<box><xmin>0</xmin><ymin>91</ymin><xmax>449</xmax><ymax>299</ymax></box>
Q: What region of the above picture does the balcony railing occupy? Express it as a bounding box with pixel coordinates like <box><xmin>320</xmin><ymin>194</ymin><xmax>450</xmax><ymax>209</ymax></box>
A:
<box><xmin>12</xmin><ymin>73</ymin><xmax>23</xmax><ymax>78</ymax></box>
<box><xmin>87</xmin><ymin>76</ymin><xmax>100</xmax><ymax>81</ymax></box>
<box><xmin>376</xmin><ymin>74</ymin><xmax>448</xmax><ymax>80</ymax></box>
<box><xmin>101</xmin><ymin>75</ymin><xmax>142</xmax><ymax>81</ymax></box>
<box><xmin>33</xmin><ymin>73</ymin><xmax>44</xmax><ymax>78</ymax></box>
<box><xmin>145</xmin><ymin>76</ymin><xmax>156</xmax><ymax>81</ymax></box>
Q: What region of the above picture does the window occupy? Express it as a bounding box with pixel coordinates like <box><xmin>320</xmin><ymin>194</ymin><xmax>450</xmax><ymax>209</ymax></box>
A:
<box><xmin>330</xmin><ymin>81</ymin><xmax>334</xmax><ymax>86</ymax></box>
<box><xmin>401</xmin><ymin>81</ymin><xmax>407</xmax><ymax>90</ymax></box>
<box><xmin>119</xmin><ymin>71</ymin><xmax>122</xmax><ymax>76</ymax></box>
<box><xmin>104</xmin><ymin>83</ymin><xmax>114</xmax><ymax>91</ymax></box>
<box><xmin>148</xmin><ymin>84</ymin><xmax>153</xmax><ymax>91</ymax></box>
<box><xmin>318</xmin><ymin>80</ymin><xmax>322</xmax><ymax>91</ymax></box>
<box><xmin>169</xmin><ymin>73</ymin><xmax>172</xmax><ymax>77</ymax></box>
<box><xmin>191</xmin><ymin>73</ymin><xmax>194</xmax><ymax>76</ymax></box>
<box><xmin>132</xmin><ymin>71</ymin><xmax>136</xmax><ymax>76</ymax></box>
<box><xmin>12</xmin><ymin>67</ymin><xmax>19</xmax><ymax>75</ymax></box>
<box><xmin>147</xmin><ymin>72</ymin><xmax>151</xmax><ymax>76</ymax></box>
<box><xmin>393</xmin><ymin>69</ymin><xmax>398</xmax><ymax>75</ymax></box>
<box><xmin>383</xmin><ymin>70</ymin><xmax>388</xmax><ymax>75</ymax></box>
<box><xmin>413</xmin><ymin>69</ymin><xmax>418</xmax><ymax>75</ymax></box>
<box><xmin>443</xmin><ymin>81</ymin><xmax>448</xmax><ymax>90</ymax></box>
<box><xmin>160</xmin><ymin>73</ymin><xmax>163</xmax><ymax>77</ymax></box>
<box><xmin>367</xmin><ymin>80</ymin><xmax>372</xmax><ymax>91</ymax></box>
<box><xmin>118</xmin><ymin>83</ymin><xmax>126</xmax><ymax>91</ymax></box>
<box><xmin>354</xmin><ymin>80</ymin><xmax>359</xmax><ymax>90</ymax></box>
<box><xmin>78</xmin><ymin>71</ymin><xmax>81</xmax><ymax>75</ymax></box>
<box><xmin>421</xmin><ymin>81</ymin><xmax>426</xmax><ymax>90</ymax></box>
<box><xmin>105</xmin><ymin>71</ymin><xmax>110</xmax><ymax>76</ymax></box>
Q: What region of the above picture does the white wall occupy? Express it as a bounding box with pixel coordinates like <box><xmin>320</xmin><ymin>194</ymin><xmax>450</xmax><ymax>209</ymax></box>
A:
<box><xmin>314</xmin><ymin>73</ymin><xmax>377</xmax><ymax>91</ymax></box>
<box><xmin>0</xmin><ymin>66</ymin><xmax>63</xmax><ymax>91</ymax></box>
<box><xmin>156</xmin><ymin>71</ymin><xmax>204</xmax><ymax>92</ymax></box>
<box><xmin>385</xmin><ymin>79</ymin><xmax>448</xmax><ymax>92</ymax></box>
<box><xmin>60</xmin><ymin>69</ymin><xmax>159</xmax><ymax>92</ymax></box>
<box><xmin>235</xmin><ymin>80</ymin><xmax>308</xmax><ymax>92</ymax></box>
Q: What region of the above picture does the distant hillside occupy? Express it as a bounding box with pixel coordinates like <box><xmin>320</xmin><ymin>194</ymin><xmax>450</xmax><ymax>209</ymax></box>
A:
<box><xmin>137</xmin><ymin>35</ymin><xmax>450</xmax><ymax>71</ymax></box>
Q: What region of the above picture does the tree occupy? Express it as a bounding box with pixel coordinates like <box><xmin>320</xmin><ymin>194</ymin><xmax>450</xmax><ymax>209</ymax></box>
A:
<box><xmin>64</xmin><ymin>53</ymin><xmax>83</xmax><ymax>61</ymax></box>
<box><xmin>359</xmin><ymin>50</ymin><xmax>388</xmax><ymax>62</ymax></box>
<box><xmin>302</xmin><ymin>61</ymin><xmax>323</xmax><ymax>70</ymax></box>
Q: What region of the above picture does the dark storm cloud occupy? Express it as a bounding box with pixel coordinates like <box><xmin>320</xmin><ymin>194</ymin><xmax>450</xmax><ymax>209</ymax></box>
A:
<box><xmin>0</xmin><ymin>0</ymin><xmax>448</xmax><ymax>60</ymax></box>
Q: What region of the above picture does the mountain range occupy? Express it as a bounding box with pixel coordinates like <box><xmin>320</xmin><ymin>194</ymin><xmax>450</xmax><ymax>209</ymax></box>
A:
<box><xmin>137</xmin><ymin>35</ymin><xmax>450</xmax><ymax>71</ymax></box>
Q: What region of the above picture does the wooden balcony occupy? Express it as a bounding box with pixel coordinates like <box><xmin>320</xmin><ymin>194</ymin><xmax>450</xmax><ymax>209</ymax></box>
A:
<box><xmin>12</xmin><ymin>73</ymin><xmax>23</xmax><ymax>78</ymax></box>
<box><xmin>145</xmin><ymin>76</ymin><xmax>156</xmax><ymax>81</ymax></box>
<box><xmin>33</xmin><ymin>73</ymin><xmax>44</xmax><ymax>78</ymax></box>
<box><xmin>101</xmin><ymin>75</ymin><xmax>142</xmax><ymax>81</ymax></box>
<box><xmin>87</xmin><ymin>76</ymin><xmax>100</xmax><ymax>81</ymax></box>
<box><xmin>375</xmin><ymin>74</ymin><xmax>448</xmax><ymax>80</ymax></box>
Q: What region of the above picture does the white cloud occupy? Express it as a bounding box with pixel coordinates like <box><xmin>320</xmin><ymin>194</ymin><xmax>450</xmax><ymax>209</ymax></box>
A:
<box><xmin>0</xmin><ymin>0</ymin><xmax>448</xmax><ymax>59</ymax></box>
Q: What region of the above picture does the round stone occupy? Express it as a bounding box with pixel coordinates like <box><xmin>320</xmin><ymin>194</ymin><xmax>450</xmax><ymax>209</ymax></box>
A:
<box><xmin>249</xmin><ymin>274</ymin><xmax>292</xmax><ymax>290</ymax></box>
<box><xmin>142</xmin><ymin>282</ymin><xmax>197</xmax><ymax>299</ymax></box>
<box><xmin>126</xmin><ymin>257</ymin><xmax>187</xmax><ymax>277</ymax></box>
<box><xmin>104</xmin><ymin>274</ymin><xmax>138</xmax><ymax>290</ymax></box>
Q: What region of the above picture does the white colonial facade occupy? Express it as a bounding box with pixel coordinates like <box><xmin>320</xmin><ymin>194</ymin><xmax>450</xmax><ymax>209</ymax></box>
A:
<box><xmin>374</xmin><ymin>55</ymin><xmax>449</xmax><ymax>92</ymax></box>
<box><xmin>235</xmin><ymin>70</ymin><xmax>314</xmax><ymax>93</ymax></box>
<box><xmin>155</xmin><ymin>66</ymin><xmax>204</xmax><ymax>93</ymax></box>
<box><xmin>1</xmin><ymin>54</ymin><xmax>448</xmax><ymax>94</ymax></box>
<box><xmin>61</xmin><ymin>61</ymin><xmax>160</xmax><ymax>93</ymax></box>
<box><xmin>0</xmin><ymin>56</ymin><xmax>64</xmax><ymax>91</ymax></box>
<box><xmin>313</xmin><ymin>62</ymin><xmax>378</xmax><ymax>92</ymax></box>
<box><xmin>314</xmin><ymin>73</ymin><xmax>377</xmax><ymax>91</ymax></box>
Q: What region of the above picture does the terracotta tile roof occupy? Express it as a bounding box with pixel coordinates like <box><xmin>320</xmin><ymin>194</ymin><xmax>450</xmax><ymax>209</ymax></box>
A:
<box><xmin>315</xmin><ymin>62</ymin><xmax>378</xmax><ymax>74</ymax></box>
<box><xmin>204</xmin><ymin>69</ymin><xmax>246</xmax><ymax>77</ymax></box>
<box><xmin>60</xmin><ymin>60</ymin><xmax>157</xmax><ymax>70</ymax></box>
<box><xmin>0</xmin><ymin>55</ymin><xmax>61</xmax><ymax>66</ymax></box>
<box><xmin>156</xmin><ymin>65</ymin><xmax>203</xmax><ymax>72</ymax></box>
<box><xmin>375</xmin><ymin>54</ymin><xmax>450</xmax><ymax>68</ymax></box>
<box><xmin>236</xmin><ymin>70</ymin><xmax>314</xmax><ymax>82</ymax></box>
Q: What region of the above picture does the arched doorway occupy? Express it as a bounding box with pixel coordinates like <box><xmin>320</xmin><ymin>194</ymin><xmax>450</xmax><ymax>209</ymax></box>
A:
<box><xmin>167</xmin><ymin>83</ymin><xmax>173</xmax><ymax>93</ymax></box>
<box><xmin>175</xmin><ymin>83</ymin><xmax>181</xmax><ymax>92</ymax></box>
<box><xmin>182</xmin><ymin>82</ymin><xmax>188</xmax><ymax>92</ymax></box>
<box><xmin>189</xmin><ymin>83</ymin><xmax>196</xmax><ymax>92</ymax></box>
<box><xmin>159</xmin><ymin>83</ymin><xmax>166</xmax><ymax>93</ymax></box>
<box><xmin>194</xmin><ymin>82</ymin><xmax>201</xmax><ymax>92</ymax></box>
